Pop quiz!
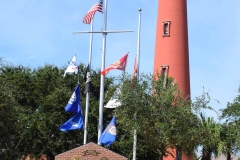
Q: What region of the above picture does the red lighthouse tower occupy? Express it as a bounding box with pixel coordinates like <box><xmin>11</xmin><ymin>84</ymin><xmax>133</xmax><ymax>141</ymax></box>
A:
<box><xmin>153</xmin><ymin>0</ymin><xmax>192</xmax><ymax>160</ymax></box>
<box><xmin>153</xmin><ymin>0</ymin><xmax>190</xmax><ymax>97</ymax></box>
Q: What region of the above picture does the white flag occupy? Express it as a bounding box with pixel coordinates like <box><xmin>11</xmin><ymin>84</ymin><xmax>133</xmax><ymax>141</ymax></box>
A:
<box><xmin>64</xmin><ymin>55</ymin><xmax>78</xmax><ymax>77</ymax></box>
<box><xmin>104</xmin><ymin>87</ymin><xmax>121</xmax><ymax>108</ymax></box>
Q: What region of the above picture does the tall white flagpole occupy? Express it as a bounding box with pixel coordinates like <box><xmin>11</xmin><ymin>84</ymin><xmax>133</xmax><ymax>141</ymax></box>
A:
<box><xmin>72</xmin><ymin>0</ymin><xmax>133</xmax><ymax>145</ymax></box>
<box><xmin>98</xmin><ymin>0</ymin><xmax>108</xmax><ymax>145</ymax></box>
<box><xmin>133</xmin><ymin>8</ymin><xmax>142</xmax><ymax>160</ymax></box>
<box><xmin>83</xmin><ymin>19</ymin><xmax>94</xmax><ymax>145</ymax></box>
<box><xmin>136</xmin><ymin>8</ymin><xmax>141</xmax><ymax>80</ymax></box>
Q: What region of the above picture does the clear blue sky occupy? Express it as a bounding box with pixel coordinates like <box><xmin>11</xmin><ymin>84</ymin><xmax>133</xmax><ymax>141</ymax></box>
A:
<box><xmin>0</xmin><ymin>0</ymin><xmax>240</xmax><ymax>119</ymax></box>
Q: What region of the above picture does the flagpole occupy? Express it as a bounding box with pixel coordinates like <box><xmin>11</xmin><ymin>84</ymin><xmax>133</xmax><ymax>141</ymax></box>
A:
<box><xmin>83</xmin><ymin>19</ymin><xmax>94</xmax><ymax>145</ymax></box>
<box><xmin>73</xmin><ymin>0</ymin><xmax>133</xmax><ymax>145</ymax></box>
<box><xmin>136</xmin><ymin>8</ymin><xmax>141</xmax><ymax>80</ymax></box>
<box><xmin>73</xmin><ymin>30</ymin><xmax>134</xmax><ymax>34</ymax></box>
<box><xmin>98</xmin><ymin>0</ymin><xmax>108</xmax><ymax>145</ymax></box>
<box><xmin>133</xmin><ymin>8</ymin><xmax>142</xmax><ymax>160</ymax></box>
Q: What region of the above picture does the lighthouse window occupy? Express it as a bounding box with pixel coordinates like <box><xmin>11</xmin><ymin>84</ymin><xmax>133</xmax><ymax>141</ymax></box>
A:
<box><xmin>164</xmin><ymin>24</ymin><xmax>168</xmax><ymax>34</ymax></box>
<box><xmin>162</xmin><ymin>21</ymin><xmax>171</xmax><ymax>37</ymax></box>
<box><xmin>162</xmin><ymin>68</ymin><xmax>167</xmax><ymax>76</ymax></box>
<box><xmin>160</xmin><ymin>65</ymin><xmax>169</xmax><ymax>76</ymax></box>
<box><xmin>160</xmin><ymin>65</ymin><xmax>169</xmax><ymax>87</ymax></box>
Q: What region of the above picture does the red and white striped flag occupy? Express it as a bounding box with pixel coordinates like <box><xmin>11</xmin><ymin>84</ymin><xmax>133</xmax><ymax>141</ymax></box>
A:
<box><xmin>83</xmin><ymin>0</ymin><xmax>103</xmax><ymax>24</ymax></box>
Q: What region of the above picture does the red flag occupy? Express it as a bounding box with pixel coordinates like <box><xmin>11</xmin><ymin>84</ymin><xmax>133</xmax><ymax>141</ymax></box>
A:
<box><xmin>101</xmin><ymin>53</ymin><xmax>129</xmax><ymax>76</ymax></box>
<box><xmin>133</xmin><ymin>56</ymin><xmax>137</xmax><ymax>76</ymax></box>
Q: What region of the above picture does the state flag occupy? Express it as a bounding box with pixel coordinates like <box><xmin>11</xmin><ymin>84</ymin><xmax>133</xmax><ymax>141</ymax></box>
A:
<box><xmin>98</xmin><ymin>115</ymin><xmax>117</xmax><ymax>146</ymax></box>
<box><xmin>101</xmin><ymin>53</ymin><xmax>128</xmax><ymax>76</ymax></box>
<box><xmin>65</xmin><ymin>85</ymin><xmax>81</xmax><ymax>113</ymax></box>
<box><xmin>60</xmin><ymin>112</ymin><xmax>84</xmax><ymax>131</ymax></box>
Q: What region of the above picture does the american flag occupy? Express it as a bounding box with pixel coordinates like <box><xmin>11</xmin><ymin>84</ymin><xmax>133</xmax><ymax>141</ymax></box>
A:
<box><xmin>83</xmin><ymin>0</ymin><xmax>103</xmax><ymax>24</ymax></box>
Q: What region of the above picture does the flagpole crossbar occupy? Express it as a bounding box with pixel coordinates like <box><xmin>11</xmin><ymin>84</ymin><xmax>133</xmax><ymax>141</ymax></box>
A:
<box><xmin>73</xmin><ymin>30</ymin><xmax>134</xmax><ymax>34</ymax></box>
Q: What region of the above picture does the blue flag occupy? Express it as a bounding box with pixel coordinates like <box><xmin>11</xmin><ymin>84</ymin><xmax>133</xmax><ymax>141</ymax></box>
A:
<box><xmin>65</xmin><ymin>85</ymin><xmax>81</xmax><ymax>113</ymax></box>
<box><xmin>60</xmin><ymin>111</ymin><xmax>84</xmax><ymax>132</ymax></box>
<box><xmin>98</xmin><ymin>115</ymin><xmax>117</xmax><ymax>146</ymax></box>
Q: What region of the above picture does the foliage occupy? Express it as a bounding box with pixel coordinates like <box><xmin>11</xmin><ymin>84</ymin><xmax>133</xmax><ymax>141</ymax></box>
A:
<box><xmin>220</xmin><ymin>123</ymin><xmax>239</xmax><ymax>160</ymax></box>
<box><xmin>2</xmin><ymin>58</ymin><xmax>240</xmax><ymax>160</ymax></box>
<box><xmin>0</xmin><ymin>60</ymin><xmax>28</xmax><ymax>159</ymax></box>
<box><xmin>114</xmin><ymin>73</ymin><xmax>201</xmax><ymax>160</ymax></box>
<box><xmin>191</xmin><ymin>87</ymin><xmax>219</xmax><ymax>117</ymax></box>
<box><xmin>199</xmin><ymin>113</ymin><xmax>222</xmax><ymax>160</ymax></box>
<box><xmin>221</xmin><ymin>87</ymin><xmax>240</xmax><ymax>124</ymax></box>
<box><xmin>0</xmin><ymin>60</ymin><xmax>115</xmax><ymax>160</ymax></box>
<box><xmin>220</xmin><ymin>87</ymin><xmax>240</xmax><ymax>159</ymax></box>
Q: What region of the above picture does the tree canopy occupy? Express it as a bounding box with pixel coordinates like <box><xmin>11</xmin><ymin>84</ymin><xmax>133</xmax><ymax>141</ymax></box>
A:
<box><xmin>0</xmin><ymin>59</ymin><xmax>240</xmax><ymax>160</ymax></box>
<box><xmin>0</xmin><ymin>60</ymin><xmax>115</xmax><ymax>160</ymax></box>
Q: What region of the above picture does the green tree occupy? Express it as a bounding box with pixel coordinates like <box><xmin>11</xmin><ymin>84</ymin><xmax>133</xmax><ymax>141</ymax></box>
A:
<box><xmin>0</xmin><ymin>60</ymin><xmax>115</xmax><ymax>160</ymax></box>
<box><xmin>198</xmin><ymin>113</ymin><xmax>222</xmax><ymax>160</ymax></box>
<box><xmin>220</xmin><ymin>123</ymin><xmax>239</xmax><ymax>160</ymax></box>
<box><xmin>221</xmin><ymin>87</ymin><xmax>240</xmax><ymax>124</ymax></box>
<box><xmin>220</xmin><ymin>87</ymin><xmax>240</xmax><ymax>159</ymax></box>
<box><xmin>1</xmin><ymin>58</ymin><xmax>229</xmax><ymax>160</ymax></box>
<box><xmin>0</xmin><ymin>60</ymin><xmax>22</xmax><ymax>159</ymax></box>
<box><xmin>113</xmin><ymin>73</ymin><xmax>201</xmax><ymax>160</ymax></box>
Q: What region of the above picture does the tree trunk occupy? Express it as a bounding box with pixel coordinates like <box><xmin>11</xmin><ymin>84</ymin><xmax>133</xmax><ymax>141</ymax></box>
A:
<box><xmin>158</xmin><ymin>150</ymin><xmax>163</xmax><ymax>160</ymax></box>
<box><xmin>201</xmin><ymin>148</ymin><xmax>211</xmax><ymax>160</ymax></box>
<box><xmin>47</xmin><ymin>153</ymin><xmax>54</xmax><ymax>160</ymax></box>
<box><xmin>176</xmin><ymin>147</ymin><xmax>182</xmax><ymax>160</ymax></box>
<box><xmin>227</xmin><ymin>152</ymin><xmax>231</xmax><ymax>160</ymax></box>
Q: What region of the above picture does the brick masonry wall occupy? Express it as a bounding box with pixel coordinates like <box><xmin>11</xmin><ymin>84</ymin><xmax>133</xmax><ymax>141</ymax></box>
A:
<box><xmin>55</xmin><ymin>142</ymin><xmax>128</xmax><ymax>160</ymax></box>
